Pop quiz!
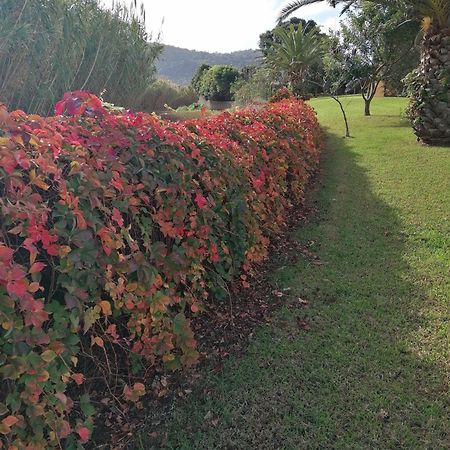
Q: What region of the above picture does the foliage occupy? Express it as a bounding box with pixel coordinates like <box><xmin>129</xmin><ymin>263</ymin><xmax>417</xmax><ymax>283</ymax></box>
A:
<box><xmin>280</xmin><ymin>1</ymin><xmax>450</xmax><ymax>143</ymax></box>
<box><xmin>0</xmin><ymin>91</ymin><xmax>322</xmax><ymax>448</ymax></box>
<box><xmin>135</xmin><ymin>80</ymin><xmax>198</xmax><ymax>113</ymax></box>
<box><xmin>259</xmin><ymin>17</ymin><xmax>321</xmax><ymax>57</ymax></box>
<box><xmin>259</xmin><ymin>18</ymin><xmax>328</xmax><ymax>96</ymax></box>
<box><xmin>269</xmin><ymin>87</ymin><xmax>295</xmax><ymax>103</ymax></box>
<box><xmin>191</xmin><ymin>64</ymin><xmax>212</xmax><ymax>95</ymax></box>
<box><xmin>232</xmin><ymin>67</ymin><xmax>277</xmax><ymax>105</ymax></box>
<box><xmin>401</xmin><ymin>68</ymin><xmax>421</xmax><ymax>118</ymax></box>
<box><xmin>194</xmin><ymin>65</ymin><xmax>242</xmax><ymax>101</ymax></box>
<box><xmin>176</xmin><ymin>103</ymin><xmax>203</xmax><ymax>112</ymax></box>
<box><xmin>265</xmin><ymin>24</ymin><xmax>325</xmax><ymax>97</ymax></box>
<box><xmin>324</xmin><ymin>2</ymin><xmax>418</xmax><ymax>115</ymax></box>
<box><xmin>278</xmin><ymin>0</ymin><xmax>450</xmax><ymax>30</ymax></box>
<box><xmin>0</xmin><ymin>0</ymin><xmax>161</xmax><ymax>116</ymax></box>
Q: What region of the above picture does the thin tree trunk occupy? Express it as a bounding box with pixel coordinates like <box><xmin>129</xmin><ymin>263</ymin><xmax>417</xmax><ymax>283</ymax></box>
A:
<box><xmin>331</xmin><ymin>95</ymin><xmax>351</xmax><ymax>138</ymax></box>
<box><xmin>306</xmin><ymin>78</ymin><xmax>351</xmax><ymax>138</ymax></box>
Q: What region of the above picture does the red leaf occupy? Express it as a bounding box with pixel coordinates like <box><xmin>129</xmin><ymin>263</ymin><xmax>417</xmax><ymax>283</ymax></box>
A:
<box><xmin>74</xmin><ymin>210</ymin><xmax>87</xmax><ymax>230</ymax></box>
<box><xmin>0</xmin><ymin>246</ymin><xmax>13</xmax><ymax>262</ymax></box>
<box><xmin>29</xmin><ymin>262</ymin><xmax>46</xmax><ymax>274</ymax></box>
<box><xmin>91</xmin><ymin>336</ymin><xmax>104</xmax><ymax>348</ymax></box>
<box><xmin>0</xmin><ymin>154</ymin><xmax>17</xmax><ymax>174</ymax></box>
<box><xmin>54</xmin><ymin>100</ymin><xmax>65</xmax><ymax>116</ymax></box>
<box><xmin>159</xmin><ymin>221</ymin><xmax>176</xmax><ymax>238</ymax></box>
<box><xmin>195</xmin><ymin>193</ymin><xmax>207</xmax><ymax>209</ymax></box>
<box><xmin>58</xmin><ymin>420</ymin><xmax>71</xmax><ymax>439</ymax></box>
<box><xmin>2</xmin><ymin>416</ymin><xmax>18</xmax><ymax>428</ymax></box>
<box><xmin>6</xmin><ymin>280</ymin><xmax>28</xmax><ymax>298</ymax></box>
<box><xmin>28</xmin><ymin>282</ymin><xmax>41</xmax><ymax>293</ymax></box>
<box><xmin>25</xmin><ymin>310</ymin><xmax>49</xmax><ymax>328</ymax></box>
<box><xmin>133</xmin><ymin>382</ymin><xmax>145</xmax><ymax>396</ymax></box>
<box><xmin>111</xmin><ymin>207</ymin><xmax>124</xmax><ymax>227</ymax></box>
<box><xmin>77</xmin><ymin>426</ymin><xmax>90</xmax><ymax>443</ymax></box>
<box><xmin>71</xmin><ymin>373</ymin><xmax>85</xmax><ymax>386</ymax></box>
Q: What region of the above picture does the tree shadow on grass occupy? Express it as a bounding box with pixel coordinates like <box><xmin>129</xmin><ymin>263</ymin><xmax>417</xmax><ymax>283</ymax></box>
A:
<box><xmin>381</xmin><ymin>120</ymin><xmax>412</xmax><ymax>128</ymax></box>
<box><xmin>378</xmin><ymin>115</ymin><xmax>411</xmax><ymax>128</ymax></box>
<box><xmin>135</xmin><ymin>129</ymin><xmax>449</xmax><ymax>450</ymax></box>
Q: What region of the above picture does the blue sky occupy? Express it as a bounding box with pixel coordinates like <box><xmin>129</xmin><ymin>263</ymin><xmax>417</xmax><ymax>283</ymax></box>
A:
<box><xmin>101</xmin><ymin>0</ymin><xmax>340</xmax><ymax>52</ymax></box>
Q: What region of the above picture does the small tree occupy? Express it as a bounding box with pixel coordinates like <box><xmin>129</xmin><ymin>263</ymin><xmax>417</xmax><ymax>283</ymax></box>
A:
<box><xmin>337</xmin><ymin>2</ymin><xmax>418</xmax><ymax>116</ymax></box>
<box><xmin>198</xmin><ymin>65</ymin><xmax>241</xmax><ymax>101</ymax></box>
<box><xmin>321</xmin><ymin>49</ymin><xmax>354</xmax><ymax>137</ymax></box>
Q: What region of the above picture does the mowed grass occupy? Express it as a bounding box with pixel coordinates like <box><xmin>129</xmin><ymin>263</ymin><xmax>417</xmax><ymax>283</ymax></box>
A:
<box><xmin>138</xmin><ymin>97</ymin><xmax>450</xmax><ymax>449</ymax></box>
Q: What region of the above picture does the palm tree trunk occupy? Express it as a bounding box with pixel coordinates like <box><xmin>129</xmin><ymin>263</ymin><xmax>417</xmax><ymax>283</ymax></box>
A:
<box><xmin>410</xmin><ymin>28</ymin><xmax>450</xmax><ymax>146</ymax></box>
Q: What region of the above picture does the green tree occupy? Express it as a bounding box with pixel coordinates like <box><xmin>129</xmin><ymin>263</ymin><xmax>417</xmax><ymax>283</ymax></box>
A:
<box><xmin>259</xmin><ymin>17</ymin><xmax>320</xmax><ymax>56</ymax></box>
<box><xmin>265</xmin><ymin>24</ymin><xmax>324</xmax><ymax>97</ymax></box>
<box><xmin>329</xmin><ymin>2</ymin><xmax>418</xmax><ymax>116</ymax></box>
<box><xmin>191</xmin><ymin>64</ymin><xmax>211</xmax><ymax>94</ymax></box>
<box><xmin>232</xmin><ymin>66</ymin><xmax>278</xmax><ymax>104</ymax></box>
<box><xmin>279</xmin><ymin>0</ymin><xmax>450</xmax><ymax>145</ymax></box>
<box><xmin>260</xmin><ymin>17</ymin><xmax>328</xmax><ymax>95</ymax></box>
<box><xmin>197</xmin><ymin>65</ymin><xmax>241</xmax><ymax>101</ymax></box>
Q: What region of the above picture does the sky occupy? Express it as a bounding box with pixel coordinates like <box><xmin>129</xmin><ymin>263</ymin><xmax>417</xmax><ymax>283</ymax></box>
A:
<box><xmin>101</xmin><ymin>0</ymin><xmax>340</xmax><ymax>53</ymax></box>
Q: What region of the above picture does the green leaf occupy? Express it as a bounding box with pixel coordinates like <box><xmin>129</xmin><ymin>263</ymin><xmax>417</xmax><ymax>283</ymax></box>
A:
<box><xmin>172</xmin><ymin>313</ymin><xmax>186</xmax><ymax>336</ymax></box>
<box><xmin>0</xmin><ymin>402</ymin><xmax>9</xmax><ymax>417</ymax></box>
<box><xmin>83</xmin><ymin>306</ymin><xmax>100</xmax><ymax>333</ymax></box>
<box><xmin>80</xmin><ymin>394</ymin><xmax>95</xmax><ymax>417</ymax></box>
<box><xmin>41</xmin><ymin>350</ymin><xmax>57</xmax><ymax>363</ymax></box>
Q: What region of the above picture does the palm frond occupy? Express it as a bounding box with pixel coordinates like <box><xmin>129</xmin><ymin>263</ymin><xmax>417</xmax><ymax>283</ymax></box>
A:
<box><xmin>278</xmin><ymin>0</ymin><xmax>324</xmax><ymax>24</ymax></box>
<box><xmin>404</xmin><ymin>0</ymin><xmax>450</xmax><ymax>27</ymax></box>
<box><xmin>340</xmin><ymin>1</ymin><xmax>358</xmax><ymax>15</ymax></box>
<box><xmin>278</xmin><ymin>0</ymin><xmax>359</xmax><ymax>25</ymax></box>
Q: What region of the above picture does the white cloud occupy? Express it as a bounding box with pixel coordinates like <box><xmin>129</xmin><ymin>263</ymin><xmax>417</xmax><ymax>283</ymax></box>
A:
<box><xmin>101</xmin><ymin>0</ymin><xmax>340</xmax><ymax>52</ymax></box>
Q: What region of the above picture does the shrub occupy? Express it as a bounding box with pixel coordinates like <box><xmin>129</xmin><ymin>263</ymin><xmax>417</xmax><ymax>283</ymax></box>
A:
<box><xmin>196</xmin><ymin>65</ymin><xmax>241</xmax><ymax>101</ymax></box>
<box><xmin>135</xmin><ymin>80</ymin><xmax>198</xmax><ymax>113</ymax></box>
<box><xmin>269</xmin><ymin>87</ymin><xmax>295</xmax><ymax>103</ymax></box>
<box><xmin>0</xmin><ymin>91</ymin><xmax>322</xmax><ymax>448</ymax></box>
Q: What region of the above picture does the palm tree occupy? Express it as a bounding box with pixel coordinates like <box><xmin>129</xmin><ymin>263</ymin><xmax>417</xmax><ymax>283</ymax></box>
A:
<box><xmin>279</xmin><ymin>0</ymin><xmax>450</xmax><ymax>145</ymax></box>
<box><xmin>265</xmin><ymin>24</ymin><xmax>324</xmax><ymax>97</ymax></box>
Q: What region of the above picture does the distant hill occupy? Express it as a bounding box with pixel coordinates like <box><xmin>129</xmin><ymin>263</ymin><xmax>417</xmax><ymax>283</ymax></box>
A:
<box><xmin>156</xmin><ymin>45</ymin><xmax>262</xmax><ymax>85</ymax></box>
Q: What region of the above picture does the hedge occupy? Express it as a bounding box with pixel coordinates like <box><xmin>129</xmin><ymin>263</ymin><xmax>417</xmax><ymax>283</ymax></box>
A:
<box><xmin>0</xmin><ymin>91</ymin><xmax>322</xmax><ymax>448</ymax></box>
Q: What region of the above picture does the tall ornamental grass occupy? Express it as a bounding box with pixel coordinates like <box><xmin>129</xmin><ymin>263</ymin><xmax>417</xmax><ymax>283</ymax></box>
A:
<box><xmin>0</xmin><ymin>0</ymin><xmax>161</xmax><ymax>115</ymax></box>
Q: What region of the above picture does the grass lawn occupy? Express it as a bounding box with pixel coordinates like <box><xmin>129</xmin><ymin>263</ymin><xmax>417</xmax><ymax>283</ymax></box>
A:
<box><xmin>138</xmin><ymin>96</ymin><xmax>450</xmax><ymax>449</ymax></box>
